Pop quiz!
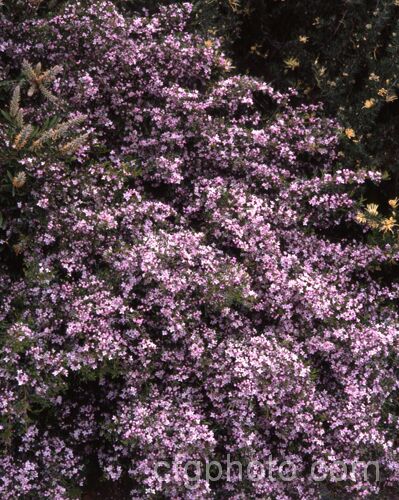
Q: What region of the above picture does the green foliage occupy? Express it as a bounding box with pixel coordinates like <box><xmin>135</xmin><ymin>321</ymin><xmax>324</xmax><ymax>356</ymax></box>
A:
<box><xmin>199</xmin><ymin>1</ymin><xmax>399</xmax><ymax>200</ymax></box>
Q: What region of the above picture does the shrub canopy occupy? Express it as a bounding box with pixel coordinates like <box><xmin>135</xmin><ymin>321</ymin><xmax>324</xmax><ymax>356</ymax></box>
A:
<box><xmin>0</xmin><ymin>1</ymin><xmax>399</xmax><ymax>498</ymax></box>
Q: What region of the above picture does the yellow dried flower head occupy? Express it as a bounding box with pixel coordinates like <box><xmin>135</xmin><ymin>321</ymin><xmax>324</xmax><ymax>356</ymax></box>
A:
<box><xmin>12</xmin><ymin>243</ymin><xmax>25</xmax><ymax>255</ymax></box>
<box><xmin>318</xmin><ymin>66</ymin><xmax>327</xmax><ymax>77</ymax></box>
<box><xmin>386</xmin><ymin>92</ymin><xmax>398</xmax><ymax>103</ymax></box>
<box><xmin>380</xmin><ymin>217</ymin><xmax>397</xmax><ymax>233</ymax></box>
<box><xmin>299</xmin><ymin>35</ymin><xmax>309</xmax><ymax>43</ymax></box>
<box><xmin>366</xmin><ymin>203</ymin><xmax>379</xmax><ymax>216</ymax></box>
<box><xmin>59</xmin><ymin>133</ymin><xmax>89</xmax><ymax>155</ymax></box>
<box><xmin>12</xmin><ymin>172</ymin><xmax>27</xmax><ymax>189</ymax></box>
<box><xmin>218</xmin><ymin>57</ymin><xmax>234</xmax><ymax>72</ymax></box>
<box><xmin>22</xmin><ymin>60</ymin><xmax>63</xmax><ymax>104</ymax></box>
<box><xmin>13</xmin><ymin>124</ymin><xmax>33</xmax><ymax>150</ymax></box>
<box><xmin>204</xmin><ymin>40</ymin><xmax>213</xmax><ymax>49</ymax></box>
<box><xmin>228</xmin><ymin>0</ymin><xmax>240</xmax><ymax>12</ymax></box>
<box><xmin>363</xmin><ymin>98</ymin><xmax>376</xmax><ymax>109</ymax></box>
<box><xmin>344</xmin><ymin>128</ymin><xmax>356</xmax><ymax>139</ymax></box>
<box><xmin>389</xmin><ymin>198</ymin><xmax>399</xmax><ymax>209</ymax></box>
<box><xmin>378</xmin><ymin>88</ymin><xmax>388</xmax><ymax>97</ymax></box>
<box><xmin>9</xmin><ymin>85</ymin><xmax>21</xmax><ymax>119</ymax></box>
<box><xmin>355</xmin><ymin>212</ymin><xmax>367</xmax><ymax>224</ymax></box>
<box><xmin>284</xmin><ymin>57</ymin><xmax>300</xmax><ymax>70</ymax></box>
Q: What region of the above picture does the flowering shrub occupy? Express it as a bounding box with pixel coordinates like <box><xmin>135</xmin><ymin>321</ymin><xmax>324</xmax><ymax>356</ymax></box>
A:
<box><xmin>1</xmin><ymin>1</ymin><xmax>399</xmax><ymax>498</ymax></box>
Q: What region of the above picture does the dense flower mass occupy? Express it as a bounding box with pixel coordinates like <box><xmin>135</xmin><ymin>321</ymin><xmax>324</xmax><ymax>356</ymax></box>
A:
<box><xmin>0</xmin><ymin>1</ymin><xmax>399</xmax><ymax>498</ymax></box>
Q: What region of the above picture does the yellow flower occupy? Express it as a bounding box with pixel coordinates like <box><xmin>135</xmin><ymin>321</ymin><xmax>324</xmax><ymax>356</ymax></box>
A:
<box><xmin>378</xmin><ymin>88</ymin><xmax>388</xmax><ymax>97</ymax></box>
<box><xmin>380</xmin><ymin>217</ymin><xmax>397</xmax><ymax>233</ymax></box>
<box><xmin>355</xmin><ymin>212</ymin><xmax>367</xmax><ymax>224</ymax></box>
<box><xmin>344</xmin><ymin>128</ymin><xmax>356</xmax><ymax>139</ymax></box>
<box><xmin>363</xmin><ymin>98</ymin><xmax>376</xmax><ymax>109</ymax></box>
<box><xmin>386</xmin><ymin>92</ymin><xmax>398</xmax><ymax>102</ymax></box>
<box><xmin>299</xmin><ymin>35</ymin><xmax>309</xmax><ymax>43</ymax></box>
<box><xmin>204</xmin><ymin>40</ymin><xmax>213</xmax><ymax>48</ymax></box>
<box><xmin>284</xmin><ymin>57</ymin><xmax>300</xmax><ymax>70</ymax></box>
<box><xmin>389</xmin><ymin>198</ymin><xmax>399</xmax><ymax>209</ymax></box>
<box><xmin>365</xmin><ymin>203</ymin><xmax>379</xmax><ymax>216</ymax></box>
<box><xmin>218</xmin><ymin>57</ymin><xmax>235</xmax><ymax>72</ymax></box>
<box><xmin>369</xmin><ymin>73</ymin><xmax>380</xmax><ymax>81</ymax></box>
<box><xmin>318</xmin><ymin>66</ymin><xmax>327</xmax><ymax>77</ymax></box>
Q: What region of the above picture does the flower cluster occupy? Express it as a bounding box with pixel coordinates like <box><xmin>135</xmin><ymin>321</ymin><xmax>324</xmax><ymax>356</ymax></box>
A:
<box><xmin>356</xmin><ymin>198</ymin><xmax>399</xmax><ymax>237</ymax></box>
<box><xmin>0</xmin><ymin>2</ymin><xmax>399</xmax><ymax>498</ymax></box>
